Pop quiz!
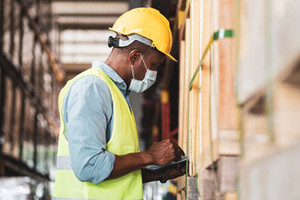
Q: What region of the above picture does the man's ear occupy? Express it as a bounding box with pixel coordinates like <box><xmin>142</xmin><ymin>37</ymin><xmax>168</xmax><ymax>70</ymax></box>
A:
<box><xmin>128</xmin><ymin>49</ymin><xmax>141</xmax><ymax>65</ymax></box>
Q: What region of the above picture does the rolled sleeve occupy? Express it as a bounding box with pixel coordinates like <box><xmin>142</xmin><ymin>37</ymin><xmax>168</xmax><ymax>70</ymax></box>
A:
<box><xmin>64</xmin><ymin>76</ymin><xmax>115</xmax><ymax>184</ymax></box>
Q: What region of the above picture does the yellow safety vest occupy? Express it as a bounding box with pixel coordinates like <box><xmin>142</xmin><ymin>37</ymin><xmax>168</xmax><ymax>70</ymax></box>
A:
<box><xmin>52</xmin><ymin>67</ymin><xmax>143</xmax><ymax>200</ymax></box>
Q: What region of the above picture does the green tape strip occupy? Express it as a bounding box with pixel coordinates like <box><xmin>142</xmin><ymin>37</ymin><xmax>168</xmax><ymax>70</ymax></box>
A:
<box><xmin>213</xmin><ymin>29</ymin><xmax>234</xmax><ymax>40</ymax></box>
<box><xmin>188</xmin><ymin>29</ymin><xmax>234</xmax><ymax>91</ymax></box>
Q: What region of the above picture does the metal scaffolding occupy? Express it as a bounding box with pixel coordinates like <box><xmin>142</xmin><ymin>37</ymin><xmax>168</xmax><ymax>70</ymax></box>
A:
<box><xmin>0</xmin><ymin>0</ymin><xmax>61</xmax><ymax>182</ymax></box>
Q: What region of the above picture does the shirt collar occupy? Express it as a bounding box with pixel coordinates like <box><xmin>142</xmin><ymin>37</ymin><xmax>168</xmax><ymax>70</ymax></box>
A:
<box><xmin>92</xmin><ymin>60</ymin><xmax>128</xmax><ymax>92</ymax></box>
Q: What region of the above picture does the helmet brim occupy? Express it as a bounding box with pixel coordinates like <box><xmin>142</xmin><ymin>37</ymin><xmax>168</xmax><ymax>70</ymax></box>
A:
<box><xmin>165</xmin><ymin>52</ymin><xmax>177</xmax><ymax>62</ymax></box>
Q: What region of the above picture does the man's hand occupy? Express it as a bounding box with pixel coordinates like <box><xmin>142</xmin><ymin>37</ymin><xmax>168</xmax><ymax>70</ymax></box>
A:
<box><xmin>145</xmin><ymin>139</ymin><xmax>185</xmax><ymax>166</ymax></box>
<box><xmin>108</xmin><ymin>139</ymin><xmax>185</xmax><ymax>181</ymax></box>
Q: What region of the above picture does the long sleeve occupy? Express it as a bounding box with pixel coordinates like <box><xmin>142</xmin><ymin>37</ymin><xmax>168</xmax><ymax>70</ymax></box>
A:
<box><xmin>63</xmin><ymin>76</ymin><xmax>115</xmax><ymax>184</ymax></box>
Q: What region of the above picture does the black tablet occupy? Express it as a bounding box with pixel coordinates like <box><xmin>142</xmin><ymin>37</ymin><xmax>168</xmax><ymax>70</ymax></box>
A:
<box><xmin>143</xmin><ymin>157</ymin><xmax>188</xmax><ymax>172</ymax></box>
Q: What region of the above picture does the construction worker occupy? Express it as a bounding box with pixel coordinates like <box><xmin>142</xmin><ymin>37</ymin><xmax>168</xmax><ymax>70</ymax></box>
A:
<box><xmin>52</xmin><ymin>7</ymin><xmax>185</xmax><ymax>200</ymax></box>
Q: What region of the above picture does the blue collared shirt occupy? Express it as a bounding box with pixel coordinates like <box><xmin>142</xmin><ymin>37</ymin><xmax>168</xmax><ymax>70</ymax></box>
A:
<box><xmin>63</xmin><ymin>61</ymin><xmax>131</xmax><ymax>184</ymax></box>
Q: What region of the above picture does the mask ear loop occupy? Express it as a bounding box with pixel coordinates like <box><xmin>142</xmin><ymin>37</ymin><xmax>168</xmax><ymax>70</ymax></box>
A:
<box><xmin>140</xmin><ymin>53</ymin><xmax>148</xmax><ymax>70</ymax></box>
<box><xmin>131</xmin><ymin>64</ymin><xmax>135</xmax><ymax>79</ymax></box>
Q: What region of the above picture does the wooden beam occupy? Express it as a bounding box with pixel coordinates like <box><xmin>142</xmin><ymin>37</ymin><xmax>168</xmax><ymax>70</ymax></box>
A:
<box><xmin>201</xmin><ymin>0</ymin><xmax>212</xmax><ymax>169</ymax></box>
<box><xmin>183</xmin><ymin>18</ymin><xmax>190</xmax><ymax>163</ymax></box>
<box><xmin>214</xmin><ymin>0</ymin><xmax>239</xmax><ymax>156</ymax></box>
<box><xmin>189</xmin><ymin>0</ymin><xmax>201</xmax><ymax>176</ymax></box>
<box><xmin>218</xmin><ymin>0</ymin><xmax>237</xmax><ymax>130</ymax></box>
<box><xmin>178</xmin><ymin>40</ymin><xmax>186</xmax><ymax>150</ymax></box>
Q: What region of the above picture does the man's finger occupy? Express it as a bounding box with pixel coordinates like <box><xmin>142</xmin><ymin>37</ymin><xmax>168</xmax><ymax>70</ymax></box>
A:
<box><xmin>172</xmin><ymin>142</ymin><xmax>185</xmax><ymax>157</ymax></box>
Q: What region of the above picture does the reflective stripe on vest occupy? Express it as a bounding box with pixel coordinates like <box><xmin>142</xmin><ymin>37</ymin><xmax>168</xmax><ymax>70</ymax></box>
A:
<box><xmin>56</xmin><ymin>156</ymin><xmax>71</xmax><ymax>170</ymax></box>
<box><xmin>52</xmin><ymin>67</ymin><xmax>143</xmax><ymax>200</ymax></box>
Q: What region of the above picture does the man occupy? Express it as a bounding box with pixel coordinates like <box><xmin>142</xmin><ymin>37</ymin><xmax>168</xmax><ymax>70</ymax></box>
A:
<box><xmin>52</xmin><ymin>7</ymin><xmax>185</xmax><ymax>200</ymax></box>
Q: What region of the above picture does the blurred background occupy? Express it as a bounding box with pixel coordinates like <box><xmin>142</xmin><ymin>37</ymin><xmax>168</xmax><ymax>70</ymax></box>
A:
<box><xmin>0</xmin><ymin>0</ymin><xmax>300</xmax><ymax>200</ymax></box>
<box><xmin>0</xmin><ymin>0</ymin><xmax>179</xmax><ymax>199</ymax></box>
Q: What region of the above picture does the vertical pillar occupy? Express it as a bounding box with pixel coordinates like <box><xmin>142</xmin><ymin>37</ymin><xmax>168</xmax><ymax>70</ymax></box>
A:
<box><xmin>0</xmin><ymin>69</ymin><xmax>6</xmax><ymax>154</ymax></box>
<box><xmin>33</xmin><ymin>110</ymin><xmax>38</xmax><ymax>170</ymax></box>
<box><xmin>0</xmin><ymin>0</ymin><xmax>4</xmax><ymax>52</ymax></box>
<box><xmin>9</xmin><ymin>0</ymin><xmax>15</xmax><ymax>56</ymax></box>
<box><xmin>8</xmin><ymin>83</ymin><xmax>16</xmax><ymax>153</ymax></box>
<box><xmin>18</xmin><ymin>92</ymin><xmax>25</xmax><ymax>159</ymax></box>
<box><xmin>19</xmin><ymin>5</ymin><xmax>24</xmax><ymax>71</ymax></box>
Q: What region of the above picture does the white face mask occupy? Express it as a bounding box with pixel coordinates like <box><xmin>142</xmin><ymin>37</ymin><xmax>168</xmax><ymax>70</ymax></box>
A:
<box><xmin>128</xmin><ymin>54</ymin><xmax>157</xmax><ymax>93</ymax></box>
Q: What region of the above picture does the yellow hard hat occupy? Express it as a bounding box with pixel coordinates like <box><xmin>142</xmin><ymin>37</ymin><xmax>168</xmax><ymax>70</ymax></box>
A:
<box><xmin>109</xmin><ymin>7</ymin><xmax>177</xmax><ymax>62</ymax></box>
